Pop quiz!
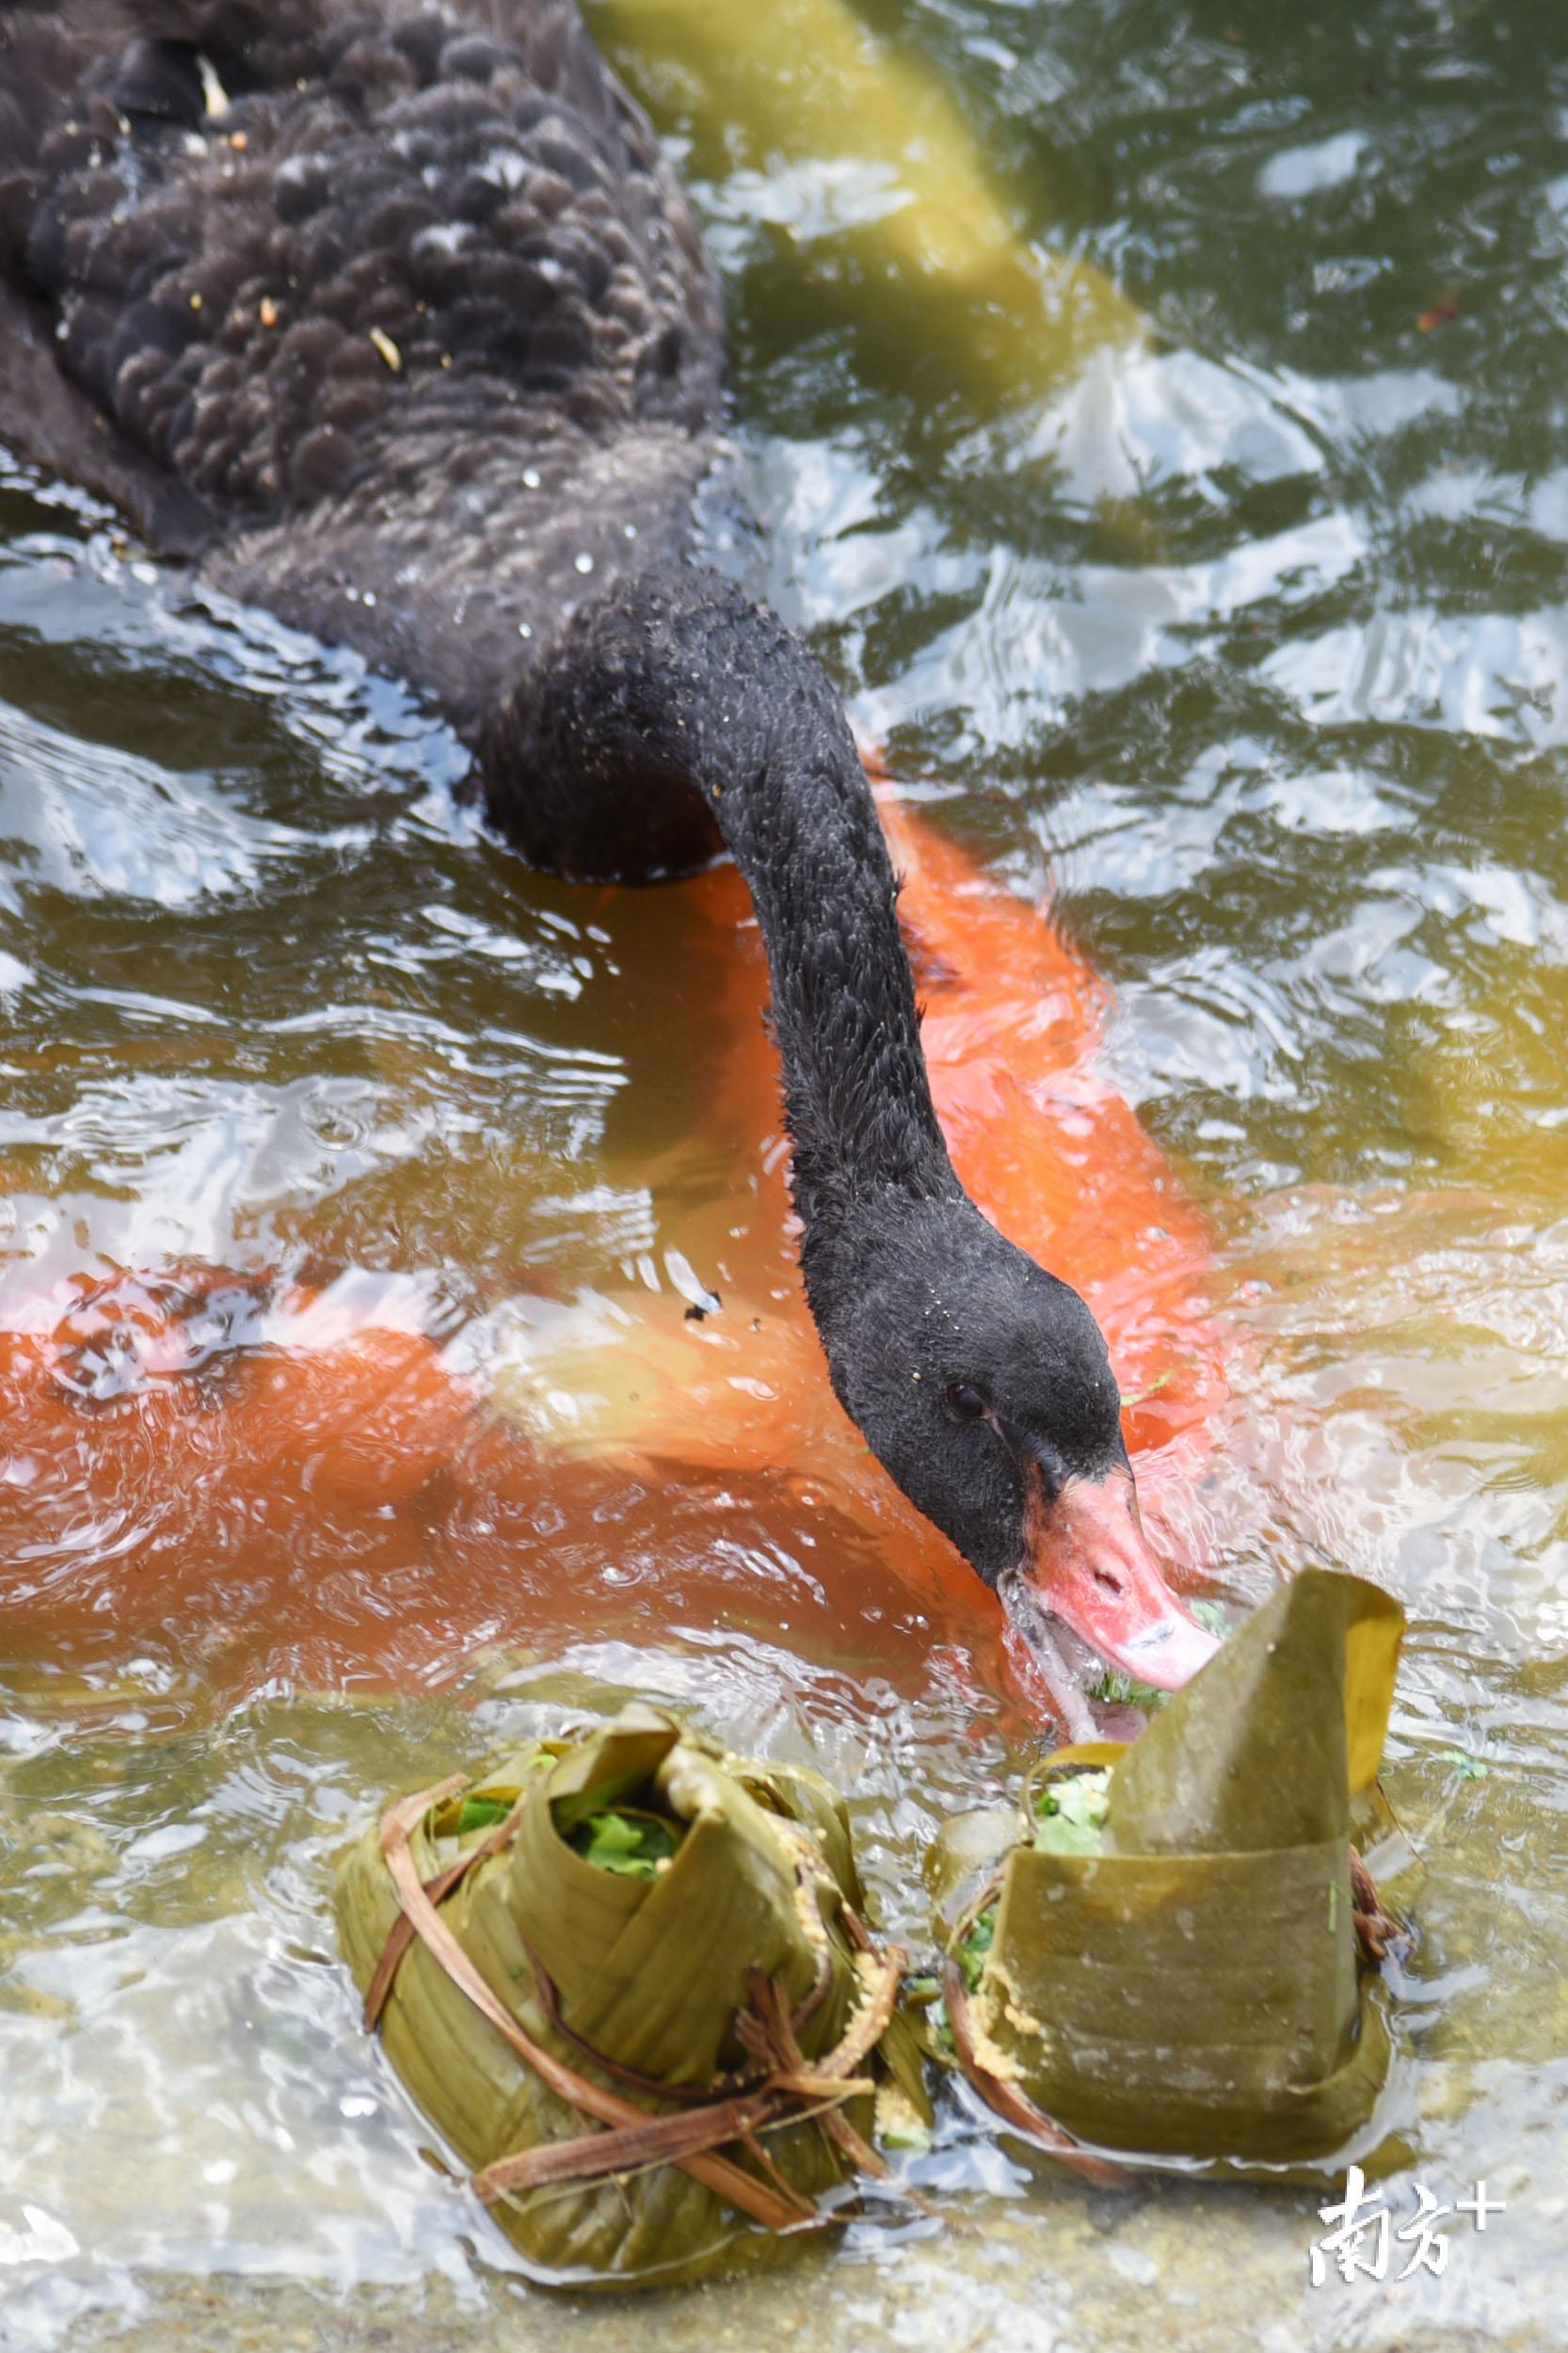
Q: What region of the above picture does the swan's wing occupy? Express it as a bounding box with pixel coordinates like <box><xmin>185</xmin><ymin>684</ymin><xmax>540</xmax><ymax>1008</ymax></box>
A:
<box><xmin>0</xmin><ymin>0</ymin><xmax>726</xmax><ymax>716</ymax></box>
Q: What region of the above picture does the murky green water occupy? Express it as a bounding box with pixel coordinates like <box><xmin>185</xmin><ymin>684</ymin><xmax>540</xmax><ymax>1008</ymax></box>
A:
<box><xmin>4</xmin><ymin>1</ymin><xmax>1568</xmax><ymax>2345</ymax></box>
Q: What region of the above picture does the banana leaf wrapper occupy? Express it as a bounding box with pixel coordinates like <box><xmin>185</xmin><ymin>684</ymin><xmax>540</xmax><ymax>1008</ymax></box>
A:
<box><xmin>931</xmin><ymin>1569</ymin><xmax>1405</xmax><ymax>2169</ymax></box>
<box><xmin>335</xmin><ymin>1704</ymin><xmax>926</xmax><ymax>2290</ymax></box>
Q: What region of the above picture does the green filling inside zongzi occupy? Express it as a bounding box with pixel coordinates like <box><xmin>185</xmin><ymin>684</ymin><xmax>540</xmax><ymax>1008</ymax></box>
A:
<box><xmin>1032</xmin><ymin>1769</ymin><xmax>1111</xmax><ymax>1854</ymax></box>
<box><xmin>955</xmin><ymin>1905</ymin><xmax>996</xmax><ymax>1991</ymax></box>
<box><xmin>566</xmin><ymin>1807</ymin><xmax>680</xmax><ymax>1879</ymax></box>
<box><xmin>456</xmin><ymin>1794</ymin><xmax>516</xmax><ymax>1835</ymax></box>
<box><xmin>955</xmin><ymin>1770</ymin><xmax>1114</xmax><ymax>1988</ymax></box>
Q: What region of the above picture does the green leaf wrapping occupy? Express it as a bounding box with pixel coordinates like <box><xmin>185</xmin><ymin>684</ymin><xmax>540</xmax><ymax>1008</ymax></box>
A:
<box><xmin>1102</xmin><ymin>1564</ymin><xmax>1403</xmax><ymax>1854</ymax></box>
<box><xmin>930</xmin><ymin>1570</ymin><xmax>1405</xmax><ymax>2166</ymax></box>
<box><xmin>335</xmin><ymin>1704</ymin><xmax>921</xmax><ymax>2290</ymax></box>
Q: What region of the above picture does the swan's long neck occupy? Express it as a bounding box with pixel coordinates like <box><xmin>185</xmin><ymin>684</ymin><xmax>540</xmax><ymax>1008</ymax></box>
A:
<box><xmin>483</xmin><ymin>565</ymin><xmax>956</xmax><ymax>1305</ymax></box>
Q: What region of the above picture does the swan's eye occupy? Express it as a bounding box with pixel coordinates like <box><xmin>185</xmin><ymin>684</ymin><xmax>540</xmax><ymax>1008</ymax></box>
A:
<box><xmin>946</xmin><ymin>1382</ymin><xmax>986</xmax><ymax>1422</ymax></box>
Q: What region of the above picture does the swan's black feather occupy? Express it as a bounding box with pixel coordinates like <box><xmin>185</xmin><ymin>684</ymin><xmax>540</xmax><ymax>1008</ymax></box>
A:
<box><xmin>0</xmin><ymin>0</ymin><xmax>724</xmax><ymax>718</ymax></box>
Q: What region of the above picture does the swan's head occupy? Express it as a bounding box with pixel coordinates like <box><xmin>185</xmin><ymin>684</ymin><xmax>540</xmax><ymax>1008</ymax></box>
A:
<box><xmin>824</xmin><ymin>1196</ymin><xmax>1217</xmax><ymax>1720</ymax></box>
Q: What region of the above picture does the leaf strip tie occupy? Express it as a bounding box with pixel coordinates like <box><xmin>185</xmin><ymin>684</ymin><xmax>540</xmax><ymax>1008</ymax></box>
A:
<box><xmin>941</xmin><ymin>1956</ymin><xmax>1124</xmax><ymax>2189</ymax></box>
<box><xmin>510</xmin><ymin>1917</ymin><xmax>878</xmax><ymax>2121</ymax></box>
<box><xmin>506</xmin><ymin>1877</ymin><xmax>857</xmax><ymax>2107</ymax></box>
<box><xmin>376</xmin><ymin>1781</ymin><xmax>810</xmax><ymax>2232</ymax></box>
<box><xmin>1350</xmin><ymin>1845</ymin><xmax>1399</xmax><ymax>1963</ymax></box>
<box><xmin>363</xmin><ymin>1776</ymin><xmax>519</xmax><ymax>2033</ymax></box>
<box><xmin>743</xmin><ymin>1967</ymin><xmax>890</xmax><ymax>2182</ymax></box>
<box><xmin>370</xmin><ymin>1778</ymin><xmax>899</xmax><ymax>2233</ymax></box>
<box><xmin>473</xmin><ymin>2089</ymin><xmax>785</xmax><ymax>2200</ymax></box>
<box><xmin>515</xmin><ymin>1924</ymin><xmax>764</xmax><ymax>2109</ymax></box>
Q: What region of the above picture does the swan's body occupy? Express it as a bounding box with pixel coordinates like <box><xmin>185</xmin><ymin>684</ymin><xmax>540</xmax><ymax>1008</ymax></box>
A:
<box><xmin>0</xmin><ymin>0</ymin><xmax>1217</xmax><ymax>1702</ymax></box>
<box><xmin>0</xmin><ymin>0</ymin><xmax>721</xmax><ymax>719</ymax></box>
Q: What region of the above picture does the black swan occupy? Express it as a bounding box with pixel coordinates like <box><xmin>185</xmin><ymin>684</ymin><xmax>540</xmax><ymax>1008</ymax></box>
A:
<box><xmin>0</xmin><ymin>0</ymin><xmax>1218</xmax><ymax>1709</ymax></box>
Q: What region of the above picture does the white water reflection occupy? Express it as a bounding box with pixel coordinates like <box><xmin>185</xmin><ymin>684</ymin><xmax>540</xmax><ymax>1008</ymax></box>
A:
<box><xmin>1264</xmin><ymin>603</ymin><xmax>1568</xmax><ymax>743</ymax></box>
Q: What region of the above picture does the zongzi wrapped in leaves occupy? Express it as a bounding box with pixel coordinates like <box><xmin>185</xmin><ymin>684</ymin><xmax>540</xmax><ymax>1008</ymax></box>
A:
<box><xmin>336</xmin><ymin>1704</ymin><xmax>925</xmax><ymax>2290</ymax></box>
<box><xmin>930</xmin><ymin>1569</ymin><xmax>1405</xmax><ymax>2167</ymax></box>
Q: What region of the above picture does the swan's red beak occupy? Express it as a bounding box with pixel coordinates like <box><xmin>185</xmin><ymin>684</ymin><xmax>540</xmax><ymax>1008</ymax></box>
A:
<box><xmin>1012</xmin><ymin>1464</ymin><xmax>1218</xmax><ymax>1692</ymax></box>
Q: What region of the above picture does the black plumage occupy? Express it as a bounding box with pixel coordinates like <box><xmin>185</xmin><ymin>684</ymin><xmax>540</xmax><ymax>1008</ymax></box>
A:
<box><xmin>0</xmin><ymin>0</ymin><xmax>721</xmax><ymax>710</ymax></box>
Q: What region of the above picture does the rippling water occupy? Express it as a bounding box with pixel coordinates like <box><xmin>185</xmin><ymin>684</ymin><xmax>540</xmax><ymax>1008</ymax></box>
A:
<box><xmin>4</xmin><ymin>2</ymin><xmax>1568</xmax><ymax>2346</ymax></box>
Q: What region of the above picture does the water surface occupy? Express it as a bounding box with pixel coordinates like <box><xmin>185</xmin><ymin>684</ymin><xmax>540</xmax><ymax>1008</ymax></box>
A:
<box><xmin>3</xmin><ymin>2</ymin><xmax>1567</xmax><ymax>2346</ymax></box>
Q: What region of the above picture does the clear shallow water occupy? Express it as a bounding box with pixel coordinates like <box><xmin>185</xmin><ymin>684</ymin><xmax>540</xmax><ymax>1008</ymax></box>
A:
<box><xmin>3</xmin><ymin>1</ymin><xmax>1568</xmax><ymax>2345</ymax></box>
